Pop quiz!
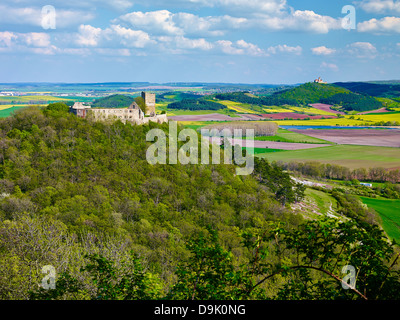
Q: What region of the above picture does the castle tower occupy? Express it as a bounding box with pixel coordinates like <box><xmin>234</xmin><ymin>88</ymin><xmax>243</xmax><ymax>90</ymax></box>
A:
<box><xmin>141</xmin><ymin>91</ymin><xmax>156</xmax><ymax>116</ymax></box>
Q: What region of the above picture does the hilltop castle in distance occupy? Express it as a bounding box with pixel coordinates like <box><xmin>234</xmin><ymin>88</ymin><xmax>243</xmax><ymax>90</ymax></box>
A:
<box><xmin>70</xmin><ymin>91</ymin><xmax>168</xmax><ymax>125</ymax></box>
<box><xmin>314</xmin><ymin>77</ymin><xmax>327</xmax><ymax>84</ymax></box>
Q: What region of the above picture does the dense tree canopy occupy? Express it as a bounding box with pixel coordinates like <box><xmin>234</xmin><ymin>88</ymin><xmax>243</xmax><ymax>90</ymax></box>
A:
<box><xmin>1</xmin><ymin>105</ymin><xmax>399</xmax><ymax>300</ymax></box>
<box><xmin>168</xmin><ymin>98</ymin><xmax>226</xmax><ymax>110</ymax></box>
<box><xmin>92</xmin><ymin>94</ymin><xmax>134</xmax><ymax>109</ymax></box>
<box><xmin>215</xmin><ymin>83</ymin><xmax>384</xmax><ymax>111</ymax></box>
<box><xmin>320</xmin><ymin>93</ymin><xmax>383</xmax><ymax>112</ymax></box>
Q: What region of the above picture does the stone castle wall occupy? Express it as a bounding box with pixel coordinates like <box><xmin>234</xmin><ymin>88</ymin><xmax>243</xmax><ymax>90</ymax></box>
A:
<box><xmin>70</xmin><ymin>93</ymin><xmax>168</xmax><ymax>125</ymax></box>
<box><xmin>88</xmin><ymin>107</ymin><xmax>144</xmax><ymax>124</ymax></box>
<box><xmin>141</xmin><ymin>92</ymin><xmax>156</xmax><ymax>115</ymax></box>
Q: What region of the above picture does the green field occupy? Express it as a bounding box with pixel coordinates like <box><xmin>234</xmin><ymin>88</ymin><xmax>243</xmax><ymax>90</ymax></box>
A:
<box><xmin>0</xmin><ymin>95</ymin><xmax>72</xmax><ymax>103</ymax></box>
<box><xmin>360</xmin><ymin>197</ymin><xmax>400</xmax><ymax>242</ymax></box>
<box><xmin>258</xmin><ymin>145</ymin><xmax>400</xmax><ymax>169</ymax></box>
<box><xmin>246</xmin><ymin>148</ymin><xmax>284</xmax><ymax>155</ymax></box>
<box><xmin>0</xmin><ymin>106</ymin><xmax>30</xmax><ymax>117</ymax></box>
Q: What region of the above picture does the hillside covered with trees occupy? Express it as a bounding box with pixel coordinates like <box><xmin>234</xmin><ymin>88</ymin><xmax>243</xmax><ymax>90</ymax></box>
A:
<box><xmin>0</xmin><ymin>104</ymin><xmax>399</xmax><ymax>300</ymax></box>
<box><xmin>168</xmin><ymin>98</ymin><xmax>227</xmax><ymax>111</ymax></box>
<box><xmin>215</xmin><ymin>82</ymin><xmax>384</xmax><ymax>112</ymax></box>
<box><xmin>320</xmin><ymin>92</ymin><xmax>383</xmax><ymax>112</ymax></box>
<box><xmin>334</xmin><ymin>82</ymin><xmax>400</xmax><ymax>98</ymax></box>
<box><xmin>92</xmin><ymin>94</ymin><xmax>134</xmax><ymax>109</ymax></box>
<box><xmin>277</xmin><ymin>82</ymin><xmax>350</xmax><ymax>104</ymax></box>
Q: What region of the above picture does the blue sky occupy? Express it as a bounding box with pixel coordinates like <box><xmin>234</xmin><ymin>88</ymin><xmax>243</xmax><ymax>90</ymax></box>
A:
<box><xmin>0</xmin><ymin>0</ymin><xmax>400</xmax><ymax>84</ymax></box>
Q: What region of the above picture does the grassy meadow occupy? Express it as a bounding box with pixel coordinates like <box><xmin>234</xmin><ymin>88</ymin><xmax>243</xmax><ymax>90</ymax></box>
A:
<box><xmin>360</xmin><ymin>197</ymin><xmax>400</xmax><ymax>243</ymax></box>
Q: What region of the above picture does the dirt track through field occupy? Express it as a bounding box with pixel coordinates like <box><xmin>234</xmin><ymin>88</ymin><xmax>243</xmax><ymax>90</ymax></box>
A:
<box><xmin>291</xmin><ymin>129</ymin><xmax>400</xmax><ymax>147</ymax></box>
<box><xmin>206</xmin><ymin>137</ymin><xmax>332</xmax><ymax>150</ymax></box>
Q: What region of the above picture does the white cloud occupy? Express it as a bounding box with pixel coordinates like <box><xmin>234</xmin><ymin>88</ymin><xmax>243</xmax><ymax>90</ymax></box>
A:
<box><xmin>61</xmin><ymin>48</ymin><xmax>91</xmax><ymax>55</ymax></box>
<box><xmin>22</xmin><ymin>33</ymin><xmax>51</xmax><ymax>47</ymax></box>
<box><xmin>107</xmin><ymin>25</ymin><xmax>156</xmax><ymax>48</ymax></box>
<box><xmin>311</xmin><ymin>46</ymin><xmax>336</xmax><ymax>55</ymax></box>
<box><xmin>0</xmin><ymin>4</ymin><xmax>94</xmax><ymax>28</ymax></box>
<box><xmin>30</xmin><ymin>46</ymin><xmax>58</xmax><ymax>55</ymax></box>
<box><xmin>116</xmin><ymin>10</ymin><xmax>183</xmax><ymax>36</ymax></box>
<box><xmin>203</xmin><ymin>0</ymin><xmax>288</xmax><ymax>15</ymax></box>
<box><xmin>357</xmin><ymin>0</ymin><xmax>400</xmax><ymax>14</ymax></box>
<box><xmin>94</xmin><ymin>48</ymin><xmax>132</xmax><ymax>56</ymax></box>
<box><xmin>76</xmin><ymin>25</ymin><xmax>102</xmax><ymax>47</ymax></box>
<box><xmin>174</xmin><ymin>36</ymin><xmax>213</xmax><ymax>50</ymax></box>
<box><xmin>346</xmin><ymin>42</ymin><xmax>377</xmax><ymax>58</ymax></box>
<box><xmin>76</xmin><ymin>24</ymin><xmax>156</xmax><ymax>49</ymax></box>
<box><xmin>320</xmin><ymin>61</ymin><xmax>338</xmax><ymax>72</ymax></box>
<box><xmin>0</xmin><ymin>32</ymin><xmax>17</xmax><ymax>47</ymax></box>
<box><xmin>0</xmin><ymin>31</ymin><xmax>57</xmax><ymax>55</ymax></box>
<box><xmin>267</xmin><ymin>44</ymin><xmax>302</xmax><ymax>55</ymax></box>
<box><xmin>116</xmin><ymin>5</ymin><xmax>341</xmax><ymax>38</ymax></box>
<box><xmin>254</xmin><ymin>9</ymin><xmax>342</xmax><ymax>34</ymax></box>
<box><xmin>133</xmin><ymin>0</ymin><xmax>288</xmax><ymax>15</ymax></box>
<box><xmin>174</xmin><ymin>13</ymin><xmax>247</xmax><ymax>36</ymax></box>
<box><xmin>358</xmin><ymin>16</ymin><xmax>400</xmax><ymax>33</ymax></box>
<box><xmin>116</xmin><ymin>10</ymin><xmax>248</xmax><ymax>37</ymax></box>
<box><xmin>236</xmin><ymin>39</ymin><xmax>266</xmax><ymax>56</ymax></box>
<box><xmin>215</xmin><ymin>40</ymin><xmax>266</xmax><ymax>56</ymax></box>
<box><xmin>0</xmin><ymin>31</ymin><xmax>51</xmax><ymax>48</ymax></box>
<box><xmin>0</xmin><ymin>0</ymin><xmax>133</xmax><ymax>11</ymax></box>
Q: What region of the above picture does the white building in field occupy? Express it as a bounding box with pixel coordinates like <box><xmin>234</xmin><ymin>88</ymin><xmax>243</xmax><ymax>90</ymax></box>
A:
<box><xmin>360</xmin><ymin>183</ymin><xmax>373</xmax><ymax>187</ymax></box>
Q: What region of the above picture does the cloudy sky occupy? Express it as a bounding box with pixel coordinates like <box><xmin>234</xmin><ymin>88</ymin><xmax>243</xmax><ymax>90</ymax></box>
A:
<box><xmin>0</xmin><ymin>0</ymin><xmax>399</xmax><ymax>84</ymax></box>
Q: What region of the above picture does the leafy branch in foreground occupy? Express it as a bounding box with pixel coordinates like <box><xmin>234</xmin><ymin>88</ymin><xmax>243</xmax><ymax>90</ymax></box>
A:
<box><xmin>243</xmin><ymin>217</ymin><xmax>400</xmax><ymax>300</ymax></box>
<box><xmin>29</xmin><ymin>252</ymin><xmax>163</xmax><ymax>300</ymax></box>
<box><xmin>29</xmin><ymin>217</ymin><xmax>400</xmax><ymax>300</ymax></box>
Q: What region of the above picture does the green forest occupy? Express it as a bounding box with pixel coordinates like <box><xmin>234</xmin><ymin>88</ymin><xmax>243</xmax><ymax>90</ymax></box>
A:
<box><xmin>334</xmin><ymin>82</ymin><xmax>400</xmax><ymax>98</ymax></box>
<box><xmin>92</xmin><ymin>94</ymin><xmax>134</xmax><ymax>109</ymax></box>
<box><xmin>215</xmin><ymin>83</ymin><xmax>384</xmax><ymax>112</ymax></box>
<box><xmin>0</xmin><ymin>104</ymin><xmax>400</xmax><ymax>300</ymax></box>
<box><xmin>168</xmin><ymin>98</ymin><xmax>226</xmax><ymax>111</ymax></box>
<box><xmin>276</xmin><ymin>82</ymin><xmax>350</xmax><ymax>104</ymax></box>
<box><xmin>320</xmin><ymin>93</ymin><xmax>383</xmax><ymax>112</ymax></box>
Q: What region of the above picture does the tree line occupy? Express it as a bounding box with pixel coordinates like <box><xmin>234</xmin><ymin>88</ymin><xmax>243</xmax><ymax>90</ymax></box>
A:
<box><xmin>320</xmin><ymin>93</ymin><xmax>382</xmax><ymax>112</ymax></box>
<box><xmin>278</xmin><ymin>160</ymin><xmax>400</xmax><ymax>183</ymax></box>
<box><xmin>168</xmin><ymin>98</ymin><xmax>227</xmax><ymax>110</ymax></box>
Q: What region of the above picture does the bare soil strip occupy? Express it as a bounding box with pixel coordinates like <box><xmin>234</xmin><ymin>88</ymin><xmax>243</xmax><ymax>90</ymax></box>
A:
<box><xmin>291</xmin><ymin>129</ymin><xmax>400</xmax><ymax>147</ymax></box>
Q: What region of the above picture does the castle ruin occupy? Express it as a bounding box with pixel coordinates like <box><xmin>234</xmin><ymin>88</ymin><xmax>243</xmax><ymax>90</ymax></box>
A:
<box><xmin>141</xmin><ymin>91</ymin><xmax>156</xmax><ymax>115</ymax></box>
<box><xmin>314</xmin><ymin>77</ymin><xmax>327</xmax><ymax>84</ymax></box>
<box><xmin>70</xmin><ymin>92</ymin><xmax>167</xmax><ymax>125</ymax></box>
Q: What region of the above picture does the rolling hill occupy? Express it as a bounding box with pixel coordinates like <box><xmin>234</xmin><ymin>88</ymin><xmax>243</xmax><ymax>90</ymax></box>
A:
<box><xmin>215</xmin><ymin>82</ymin><xmax>384</xmax><ymax>112</ymax></box>
<box><xmin>334</xmin><ymin>82</ymin><xmax>400</xmax><ymax>98</ymax></box>
<box><xmin>92</xmin><ymin>94</ymin><xmax>134</xmax><ymax>108</ymax></box>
